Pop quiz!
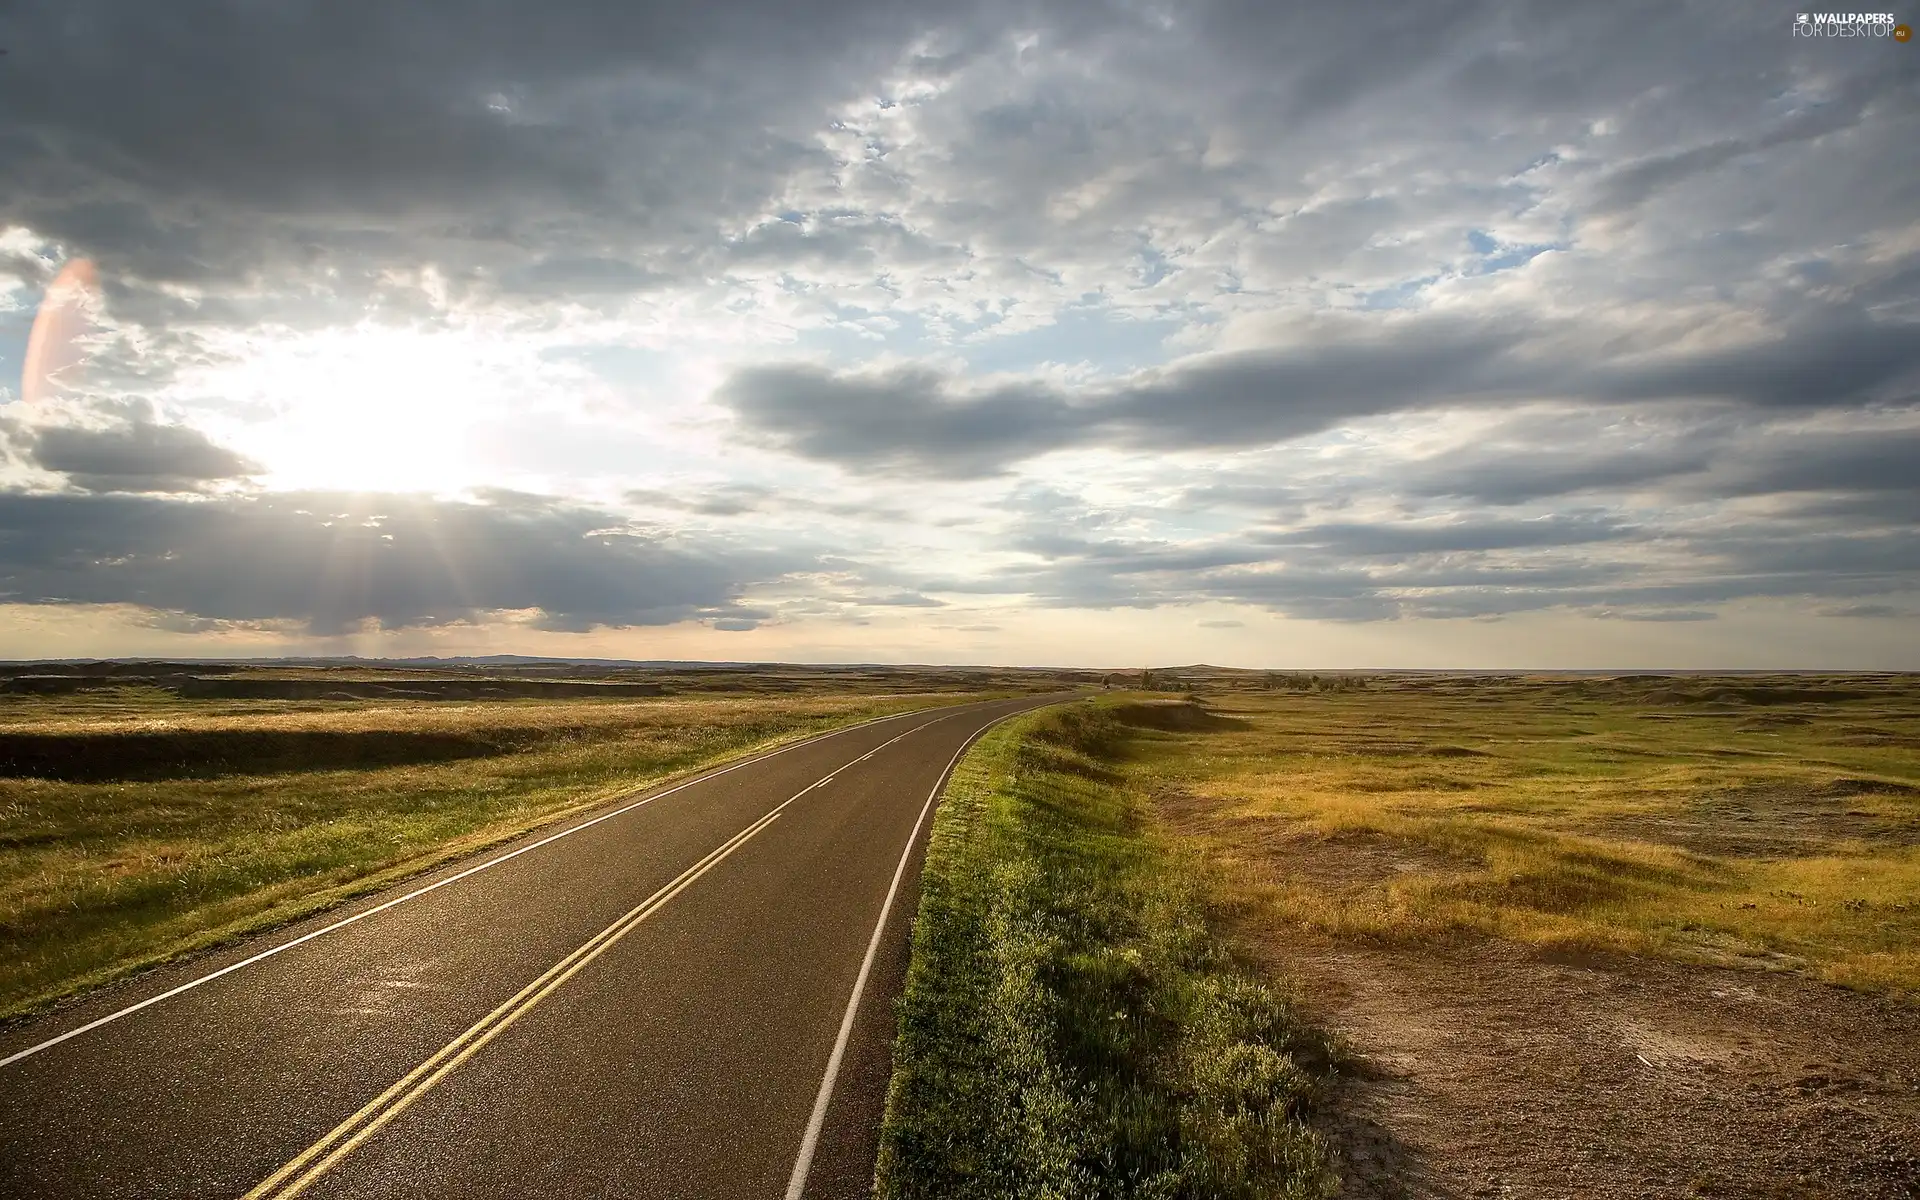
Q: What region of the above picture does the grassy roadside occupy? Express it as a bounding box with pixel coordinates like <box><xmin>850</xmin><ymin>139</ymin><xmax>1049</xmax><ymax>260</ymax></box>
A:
<box><xmin>0</xmin><ymin>690</ymin><xmax>993</xmax><ymax>1019</ymax></box>
<box><xmin>876</xmin><ymin>700</ymin><xmax>1336</xmax><ymax>1200</ymax></box>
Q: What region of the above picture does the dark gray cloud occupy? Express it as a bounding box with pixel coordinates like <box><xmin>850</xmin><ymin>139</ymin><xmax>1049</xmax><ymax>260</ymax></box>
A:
<box><xmin>1396</xmin><ymin>417</ymin><xmax>1920</xmax><ymax>516</ymax></box>
<box><xmin>719</xmin><ymin>364</ymin><xmax>1075</xmax><ymax>478</ymax></box>
<box><xmin>1407</xmin><ymin>445</ymin><xmax>1710</xmax><ymax>505</ymax></box>
<box><xmin>1588</xmin><ymin>82</ymin><xmax>1888</xmax><ymax>218</ymax></box>
<box><xmin>498</xmin><ymin>257</ymin><xmax>670</xmax><ymax>298</ymax></box>
<box><xmin>4</xmin><ymin>408</ymin><xmax>259</xmax><ymax>492</ymax></box>
<box><xmin>1721</xmin><ymin>428</ymin><xmax>1920</xmax><ymax>497</ymax></box>
<box><xmin>969</xmin><ymin>528</ymin><xmax>1915</xmax><ymax>622</ymax></box>
<box><xmin>1009</xmin><ymin>530</ymin><xmax>1277</xmax><ymax>574</ymax></box>
<box><xmin>0</xmin><ymin>0</ymin><xmax>949</xmax><ymax>286</ymax></box>
<box><xmin>1818</xmin><ymin>604</ymin><xmax>1916</xmax><ymax>619</ymax></box>
<box><xmin>1259</xmin><ymin>514</ymin><xmax>1637</xmax><ymax>557</ymax></box>
<box><xmin>855</xmin><ymin>592</ymin><xmax>946</xmax><ymax>607</ymax></box>
<box><xmin>915</xmin><ymin>456</ymin><xmax>1920</xmax><ymax>624</ymax></box>
<box><xmin>625</xmin><ymin>484</ymin><xmax>778</xmax><ymax>518</ymax></box>
<box><xmin>1778</xmin><ymin>491</ymin><xmax>1920</xmax><ymax>526</ymax></box>
<box><xmin>0</xmin><ymin>488</ymin><xmax>801</xmax><ymax>633</ymax></box>
<box><xmin>622</xmin><ymin>482</ymin><xmax>909</xmax><ymax>522</ymax></box>
<box><xmin>1711</xmin><ymin>528</ymin><xmax>1920</xmax><ymax>579</ymax></box>
<box><xmin>5</xmin><ymin>0</ymin><xmax>1903</xmax><ymax>304</ymax></box>
<box><xmin>717</xmin><ymin>323</ymin><xmax>1516</xmax><ymax>477</ymax></box>
<box><xmin>1599</xmin><ymin>312</ymin><xmax>1920</xmax><ymax>409</ymax></box>
<box><xmin>718</xmin><ymin>305</ymin><xmax>1920</xmax><ymax>477</ymax></box>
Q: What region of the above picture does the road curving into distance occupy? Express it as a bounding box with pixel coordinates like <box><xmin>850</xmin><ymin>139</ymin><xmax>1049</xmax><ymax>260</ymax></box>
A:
<box><xmin>0</xmin><ymin>692</ymin><xmax>1070</xmax><ymax>1199</ymax></box>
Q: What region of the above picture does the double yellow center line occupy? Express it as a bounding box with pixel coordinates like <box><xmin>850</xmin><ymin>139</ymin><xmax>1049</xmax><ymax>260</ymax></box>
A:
<box><xmin>244</xmin><ymin>805</ymin><xmax>783</xmax><ymax>1200</ymax></box>
<box><xmin>243</xmin><ymin>714</ymin><xmax>949</xmax><ymax>1199</ymax></box>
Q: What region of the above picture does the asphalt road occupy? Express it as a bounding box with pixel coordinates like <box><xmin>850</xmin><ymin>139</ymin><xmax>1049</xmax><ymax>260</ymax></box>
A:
<box><xmin>0</xmin><ymin>693</ymin><xmax>1066</xmax><ymax>1199</ymax></box>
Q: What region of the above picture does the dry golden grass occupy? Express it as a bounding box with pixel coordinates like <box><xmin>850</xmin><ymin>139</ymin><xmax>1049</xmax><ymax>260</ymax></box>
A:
<box><xmin>0</xmin><ymin>687</ymin><xmax>992</xmax><ymax>1017</ymax></box>
<box><xmin>1130</xmin><ymin>675</ymin><xmax>1920</xmax><ymax>997</ymax></box>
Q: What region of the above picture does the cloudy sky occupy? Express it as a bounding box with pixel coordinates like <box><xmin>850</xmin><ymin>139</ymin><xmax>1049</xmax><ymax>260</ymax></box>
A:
<box><xmin>1</xmin><ymin>1</ymin><xmax>1916</xmax><ymax>668</ymax></box>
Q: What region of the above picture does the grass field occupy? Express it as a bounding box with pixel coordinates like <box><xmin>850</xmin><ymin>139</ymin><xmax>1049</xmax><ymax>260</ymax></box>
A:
<box><xmin>877</xmin><ymin>701</ymin><xmax>1337</xmax><ymax>1200</ymax></box>
<box><xmin>1140</xmin><ymin>673</ymin><xmax>1920</xmax><ymax>997</ymax></box>
<box><xmin>0</xmin><ymin>680</ymin><xmax>1013</xmax><ymax>1019</ymax></box>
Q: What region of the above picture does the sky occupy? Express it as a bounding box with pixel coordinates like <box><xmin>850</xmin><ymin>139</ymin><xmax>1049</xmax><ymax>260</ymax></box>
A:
<box><xmin>0</xmin><ymin>1</ymin><xmax>1915</xmax><ymax>669</ymax></box>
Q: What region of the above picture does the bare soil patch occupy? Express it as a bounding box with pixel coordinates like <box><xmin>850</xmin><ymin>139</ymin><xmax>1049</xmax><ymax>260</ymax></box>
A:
<box><xmin>1212</xmin><ymin>834</ymin><xmax>1920</xmax><ymax>1199</ymax></box>
<box><xmin>1581</xmin><ymin>784</ymin><xmax>1920</xmax><ymax>859</ymax></box>
<box><xmin>1155</xmin><ymin>788</ymin><xmax>1466</xmax><ymax>894</ymax></box>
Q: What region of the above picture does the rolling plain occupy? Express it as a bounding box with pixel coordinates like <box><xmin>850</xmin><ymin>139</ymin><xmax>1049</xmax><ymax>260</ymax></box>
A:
<box><xmin>3</xmin><ymin>663</ymin><xmax>1914</xmax><ymax>1198</ymax></box>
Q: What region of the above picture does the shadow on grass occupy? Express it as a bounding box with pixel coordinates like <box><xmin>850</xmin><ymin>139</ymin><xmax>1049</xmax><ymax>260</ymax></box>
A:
<box><xmin>1111</xmin><ymin>700</ymin><xmax>1255</xmax><ymax>733</ymax></box>
<box><xmin>0</xmin><ymin>728</ymin><xmax>544</xmax><ymax>782</ymax></box>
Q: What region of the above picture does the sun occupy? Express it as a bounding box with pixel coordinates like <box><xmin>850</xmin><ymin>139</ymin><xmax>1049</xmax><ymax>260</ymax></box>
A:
<box><xmin>196</xmin><ymin>324</ymin><xmax>520</xmax><ymax>494</ymax></box>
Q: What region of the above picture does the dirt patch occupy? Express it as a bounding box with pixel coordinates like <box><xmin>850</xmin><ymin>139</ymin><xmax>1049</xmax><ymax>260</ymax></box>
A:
<box><xmin>1830</xmin><ymin>729</ymin><xmax>1920</xmax><ymax>749</ymax></box>
<box><xmin>1331</xmin><ymin>741</ymin><xmax>1432</xmax><ymax>756</ymax></box>
<box><xmin>1581</xmin><ymin>785</ymin><xmax>1920</xmax><ymax>858</ymax></box>
<box><xmin>1321</xmin><ymin>742</ymin><xmax>1491</xmax><ymax>758</ymax></box>
<box><xmin>1261</xmin><ymin>933</ymin><xmax>1920</xmax><ymax>1199</ymax></box>
<box><xmin>1197</xmin><ymin>828</ymin><xmax>1920</xmax><ymax>1199</ymax></box>
<box><xmin>1736</xmin><ymin>713</ymin><xmax>1814</xmax><ymax>730</ymax></box>
<box><xmin>1817</xmin><ymin>777</ymin><xmax>1920</xmax><ymax>797</ymax></box>
<box><xmin>1634</xmin><ymin>686</ymin><xmax>1875</xmax><ymax>708</ymax></box>
<box><xmin>1155</xmin><ymin>788</ymin><xmax>1467</xmax><ymax>893</ymax></box>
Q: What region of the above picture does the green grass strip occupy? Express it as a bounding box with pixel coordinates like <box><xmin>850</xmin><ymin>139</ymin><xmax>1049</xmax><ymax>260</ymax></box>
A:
<box><xmin>877</xmin><ymin>700</ymin><xmax>1336</xmax><ymax>1200</ymax></box>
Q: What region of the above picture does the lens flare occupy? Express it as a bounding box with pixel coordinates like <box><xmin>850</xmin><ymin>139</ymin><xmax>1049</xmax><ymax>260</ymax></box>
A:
<box><xmin>21</xmin><ymin>258</ymin><xmax>102</xmax><ymax>404</ymax></box>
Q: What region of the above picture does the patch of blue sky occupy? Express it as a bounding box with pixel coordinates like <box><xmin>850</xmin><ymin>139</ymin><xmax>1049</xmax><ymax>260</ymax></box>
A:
<box><xmin>537</xmin><ymin>343</ymin><xmax>677</xmax><ymax>388</ymax></box>
<box><xmin>1792</xmin><ymin>257</ymin><xmax>1837</xmax><ymax>285</ymax></box>
<box><xmin>0</xmin><ymin>303</ymin><xmax>33</xmax><ymax>402</ymax></box>
<box><xmin>1464</xmin><ymin>227</ymin><xmax>1563</xmax><ymax>275</ymax></box>
<box><xmin>1359</xmin><ymin>276</ymin><xmax>1442</xmax><ymax>309</ymax></box>
<box><xmin>760</xmin><ymin>294</ymin><xmax>1182</xmax><ymax>377</ymax></box>
<box><xmin>792</xmin><ymin>307</ymin><xmax>937</xmax><ymax>362</ymax></box>
<box><xmin>1135</xmin><ymin>243</ymin><xmax>1174</xmax><ymax>287</ymax></box>
<box><xmin>957</xmin><ymin>306</ymin><xmax>1180</xmax><ymax>376</ymax></box>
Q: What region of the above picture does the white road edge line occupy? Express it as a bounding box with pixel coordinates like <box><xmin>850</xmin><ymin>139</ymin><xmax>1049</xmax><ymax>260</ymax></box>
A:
<box><xmin>783</xmin><ymin>704</ymin><xmax>1030</xmax><ymax>1200</ymax></box>
<box><xmin>243</xmin><ymin>707</ymin><xmax>975</xmax><ymax>1200</ymax></box>
<box><xmin>0</xmin><ymin>700</ymin><xmax>980</xmax><ymax>1071</ymax></box>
